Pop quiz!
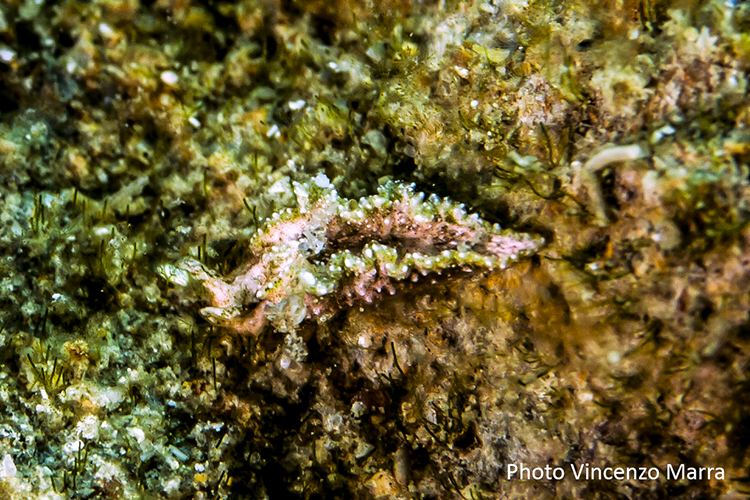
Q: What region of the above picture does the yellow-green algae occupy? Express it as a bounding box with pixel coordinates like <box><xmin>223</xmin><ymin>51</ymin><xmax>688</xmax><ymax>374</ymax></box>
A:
<box><xmin>0</xmin><ymin>0</ymin><xmax>748</xmax><ymax>498</ymax></box>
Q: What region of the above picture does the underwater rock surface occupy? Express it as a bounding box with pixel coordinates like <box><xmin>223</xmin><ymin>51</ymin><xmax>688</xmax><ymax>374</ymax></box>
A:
<box><xmin>0</xmin><ymin>0</ymin><xmax>748</xmax><ymax>498</ymax></box>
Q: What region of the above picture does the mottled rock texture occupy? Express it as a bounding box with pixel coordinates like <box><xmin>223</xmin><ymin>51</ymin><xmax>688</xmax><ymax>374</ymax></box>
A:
<box><xmin>0</xmin><ymin>0</ymin><xmax>748</xmax><ymax>498</ymax></box>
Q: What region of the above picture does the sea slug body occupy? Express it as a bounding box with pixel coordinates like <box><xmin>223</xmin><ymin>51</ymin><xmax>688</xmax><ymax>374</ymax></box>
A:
<box><xmin>159</xmin><ymin>175</ymin><xmax>543</xmax><ymax>335</ymax></box>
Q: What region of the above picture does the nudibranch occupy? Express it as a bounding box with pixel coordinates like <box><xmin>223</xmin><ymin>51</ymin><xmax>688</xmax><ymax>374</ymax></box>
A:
<box><xmin>159</xmin><ymin>174</ymin><xmax>543</xmax><ymax>335</ymax></box>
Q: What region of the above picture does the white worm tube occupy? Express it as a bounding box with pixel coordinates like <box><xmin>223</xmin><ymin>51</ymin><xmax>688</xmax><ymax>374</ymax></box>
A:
<box><xmin>584</xmin><ymin>144</ymin><xmax>646</xmax><ymax>172</ymax></box>
<box><xmin>578</xmin><ymin>144</ymin><xmax>647</xmax><ymax>224</ymax></box>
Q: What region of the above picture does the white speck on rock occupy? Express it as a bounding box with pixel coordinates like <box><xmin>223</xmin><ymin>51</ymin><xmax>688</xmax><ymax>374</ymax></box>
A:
<box><xmin>0</xmin><ymin>454</ymin><xmax>16</xmax><ymax>478</ymax></box>
<box><xmin>163</xmin><ymin>477</ymin><xmax>181</xmax><ymax>497</ymax></box>
<box><xmin>160</xmin><ymin>71</ymin><xmax>179</xmax><ymax>85</ymax></box>
<box><xmin>313</xmin><ymin>173</ymin><xmax>331</xmax><ymax>188</ymax></box>
<box><xmin>99</xmin><ymin>23</ymin><xmax>114</xmax><ymax>37</ymax></box>
<box><xmin>76</xmin><ymin>414</ymin><xmax>100</xmax><ymax>440</ymax></box>
<box><xmin>128</xmin><ymin>427</ymin><xmax>146</xmax><ymax>444</ymax></box>
<box><xmin>288</xmin><ymin>99</ymin><xmax>306</xmax><ymax>110</ymax></box>
<box><xmin>0</xmin><ymin>48</ymin><xmax>15</xmax><ymax>62</ymax></box>
<box><xmin>300</xmin><ymin>271</ymin><xmax>316</xmax><ymax>286</ymax></box>
<box><xmin>280</xmin><ymin>355</ymin><xmax>291</xmax><ymax>370</ymax></box>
